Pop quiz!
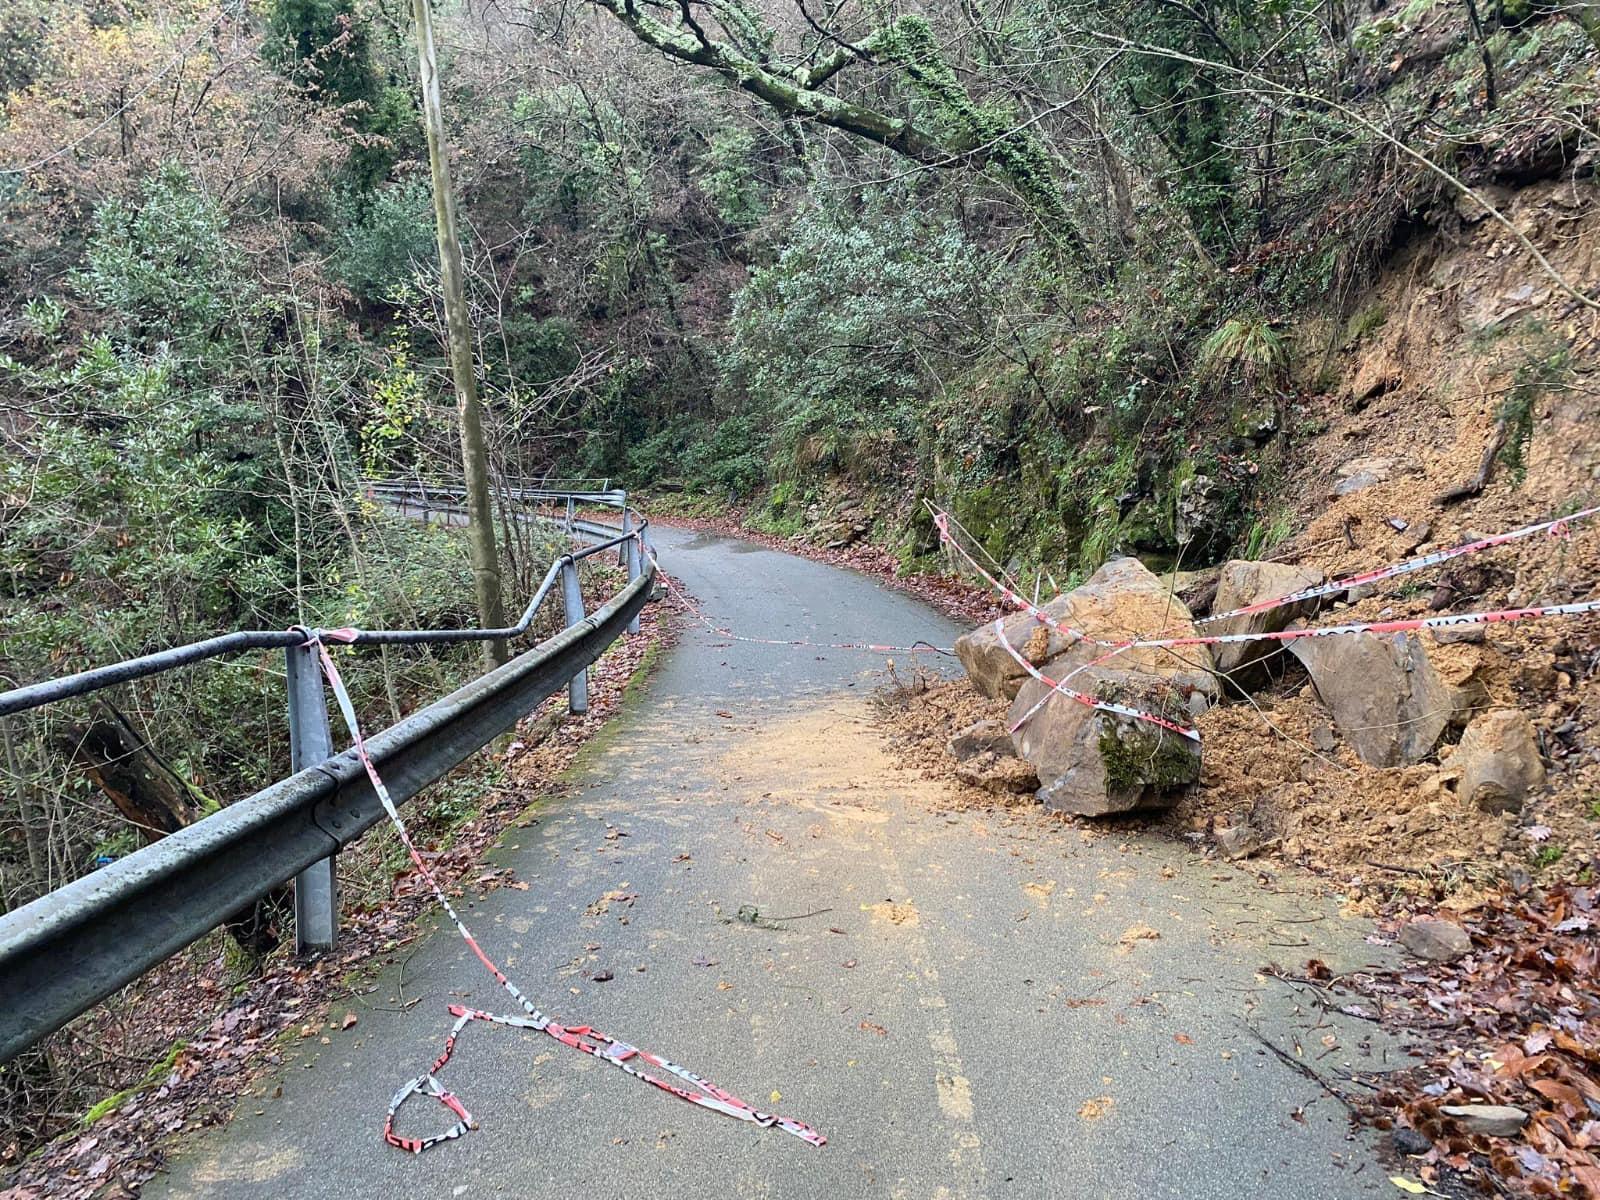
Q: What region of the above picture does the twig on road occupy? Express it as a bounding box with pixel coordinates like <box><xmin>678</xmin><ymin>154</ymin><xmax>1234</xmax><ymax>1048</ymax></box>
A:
<box><xmin>1241</xmin><ymin>1021</ymin><xmax>1359</xmax><ymax>1116</ymax></box>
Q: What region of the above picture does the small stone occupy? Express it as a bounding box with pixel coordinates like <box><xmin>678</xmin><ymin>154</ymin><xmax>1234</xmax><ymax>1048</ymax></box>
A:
<box><xmin>1439</xmin><ymin>1104</ymin><xmax>1529</xmax><ymax>1138</ymax></box>
<box><xmin>947</xmin><ymin>719</ymin><xmax>1016</xmax><ymax>762</ymax></box>
<box><xmin>1310</xmin><ymin>724</ymin><xmax>1338</xmax><ymax>754</ymax></box>
<box><xmin>954</xmin><ymin>752</ymin><xmax>1039</xmax><ymax>796</ymax></box>
<box><xmin>1391</xmin><ymin>1127</ymin><xmax>1432</xmax><ymax>1157</ymax></box>
<box><xmin>1213</xmin><ymin>825</ymin><xmax>1262</xmax><ymax>860</ymax></box>
<box><xmin>1428</xmin><ymin>624</ymin><xmax>1486</xmax><ymax>645</ymax></box>
<box><xmin>1333</xmin><ymin>470</ymin><xmax>1383</xmax><ymax>497</ymax></box>
<box><xmin>1398</xmin><ymin>916</ymin><xmax>1473</xmax><ymax>962</ymax></box>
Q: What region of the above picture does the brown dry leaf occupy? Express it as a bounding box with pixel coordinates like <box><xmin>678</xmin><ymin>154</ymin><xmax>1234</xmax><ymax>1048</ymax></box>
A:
<box><xmin>858</xmin><ymin>1021</ymin><xmax>888</xmax><ymax>1037</ymax></box>
<box><xmin>340</xmin><ymin>1012</ymin><xmax>358</xmax><ymax>1030</ymax></box>
<box><xmin>1174</xmin><ymin>1033</ymin><xmax>1194</xmax><ymax>1045</ymax></box>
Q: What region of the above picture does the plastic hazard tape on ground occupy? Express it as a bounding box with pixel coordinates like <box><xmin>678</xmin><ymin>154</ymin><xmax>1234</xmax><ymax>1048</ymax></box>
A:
<box><xmin>301</xmin><ymin>626</ymin><xmax>826</xmax><ymax>1154</ymax></box>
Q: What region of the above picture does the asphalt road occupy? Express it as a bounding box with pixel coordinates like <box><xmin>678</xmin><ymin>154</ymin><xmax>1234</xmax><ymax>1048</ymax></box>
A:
<box><xmin>152</xmin><ymin>524</ymin><xmax>1402</xmax><ymax>1199</ymax></box>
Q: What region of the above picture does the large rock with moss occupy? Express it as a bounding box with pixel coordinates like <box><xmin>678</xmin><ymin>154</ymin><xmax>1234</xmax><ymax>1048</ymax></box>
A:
<box><xmin>1209</xmin><ymin>560</ymin><xmax>1326</xmax><ymax>685</ymax></box>
<box><xmin>954</xmin><ymin>556</ymin><xmax>1220</xmax><ymax>702</ymax></box>
<box><xmin>1008</xmin><ymin>669</ymin><xmax>1202</xmax><ymax>816</ymax></box>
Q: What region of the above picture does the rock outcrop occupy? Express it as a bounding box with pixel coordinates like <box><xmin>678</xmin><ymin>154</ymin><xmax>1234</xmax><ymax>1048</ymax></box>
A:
<box><xmin>1289</xmin><ymin>631</ymin><xmax>1450</xmax><ymax>766</ymax></box>
<box><xmin>1208</xmin><ymin>559</ymin><xmax>1325</xmax><ymax>685</ymax></box>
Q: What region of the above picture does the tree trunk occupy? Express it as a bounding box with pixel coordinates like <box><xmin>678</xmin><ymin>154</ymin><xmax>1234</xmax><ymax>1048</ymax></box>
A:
<box><xmin>413</xmin><ymin>0</ymin><xmax>508</xmax><ymax>666</ymax></box>
<box><xmin>56</xmin><ymin>706</ymin><xmax>288</xmax><ymax>956</ymax></box>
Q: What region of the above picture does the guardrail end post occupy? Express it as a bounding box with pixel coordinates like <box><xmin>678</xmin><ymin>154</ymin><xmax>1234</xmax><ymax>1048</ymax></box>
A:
<box><xmin>624</xmin><ymin>530</ymin><xmax>642</xmax><ymax>636</ymax></box>
<box><xmin>561</xmin><ymin>560</ymin><xmax>589</xmax><ymax>714</ymax></box>
<box><xmin>286</xmin><ymin>642</ymin><xmax>338</xmax><ymax>956</ymax></box>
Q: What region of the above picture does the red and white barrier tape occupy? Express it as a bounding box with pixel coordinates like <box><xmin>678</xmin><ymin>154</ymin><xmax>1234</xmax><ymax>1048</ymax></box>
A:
<box><xmin>302</xmin><ymin>630</ymin><xmax>826</xmax><ymax>1153</ymax></box>
<box><xmin>933</xmin><ymin>506</ymin><xmax>1599</xmax><ymax>654</ymax></box>
<box><xmin>991</xmin><ymin>618</ymin><xmax>1201</xmax><ymax>742</ymax></box>
<box><xmin>934</xmin><ymin>506</ymin><xmax>1600</xmax><ymax>740</ymax></box>
<box><xmin>1196</xmin><ymin>503</ymin><xmax>1600</xmax><ymax>627</ymax></box>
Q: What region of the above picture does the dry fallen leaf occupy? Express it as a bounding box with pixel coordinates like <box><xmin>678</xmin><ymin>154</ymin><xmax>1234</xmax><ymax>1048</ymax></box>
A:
<box><xmin>859</xmin><ymin>1021</ymin><xmax>888</xmax><ymax>1037</ymax></box>
<box><xmin>341</xmin><ymin>1012</ymin><xmax>358</xmax><ymax>1030</ymax></box>
<box><xmin>1174</xmin><ymin>1033</ymin><xmax>1194</xmax><ymax>1045</ymax></box>
<box><xmin>1388</xmin><ymin>1178</ymin><xmax>1435</xmax><ymax>1195</ymax></box>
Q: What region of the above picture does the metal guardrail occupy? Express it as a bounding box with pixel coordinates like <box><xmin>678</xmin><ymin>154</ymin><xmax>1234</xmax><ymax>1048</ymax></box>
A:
<box><xmin>0</xmin><ymin>492</ymin><xmax>655</xmax><ymax>1063</ymax></box>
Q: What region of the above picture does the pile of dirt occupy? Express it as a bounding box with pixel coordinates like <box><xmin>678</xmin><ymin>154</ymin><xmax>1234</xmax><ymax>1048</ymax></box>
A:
<box><xmin>871</xmin><ymin>672</ymin><xmax>1030</xmax><ymax>809</ymax></box>
<box><xmin>1180</xmin><ymin>688</ymin><xmax>1515</xmax><ymax>882</ymax></box>
<box><xmin>880</xmin><ymin>643</ymin><xmax>1597</xmax><ymax>900</ymax></box>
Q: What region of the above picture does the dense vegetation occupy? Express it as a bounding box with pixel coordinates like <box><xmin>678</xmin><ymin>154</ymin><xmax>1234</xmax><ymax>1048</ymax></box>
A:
<box><xmin>0</xmin><ymin>0</ymin><xmax>1595</xmax><ymax>1144</ymax></box>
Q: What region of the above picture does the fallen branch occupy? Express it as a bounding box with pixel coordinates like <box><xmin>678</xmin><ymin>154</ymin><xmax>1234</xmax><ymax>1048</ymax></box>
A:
<box><xmin>1434</xmin><ymin>416</ymin><xmax>1508</xmax><ymax>505</ymax></box>
<box><xmin>1241</xmin><ymin>1021</ymin><xmax>1359</xmax><ymax>1115</ymax></box>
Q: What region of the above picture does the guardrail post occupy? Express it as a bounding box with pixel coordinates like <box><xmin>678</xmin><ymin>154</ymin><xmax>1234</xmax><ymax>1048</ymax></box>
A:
<box><xmin>619</xmin><ymin>505</ymin><xmax>633</xmax><ymax>568</ymax></box>
<box><xmin>286</xmin><ymin>642</ymin><xmax>338</xmax><ymax>956</ymax></box>
<box><xmin>622</xmin><ymin>516</ymin><xmax>642</xmax><ymax>636</ymax></box>
<box><xmin>561</xmin><ymin>560</ymin><xmax>588</xmax><ymax>714</ymax></box>
<box><xmin>565</xmin><ymin>495</ymin><xmax>574</xmax><ymax>533</ymax></box>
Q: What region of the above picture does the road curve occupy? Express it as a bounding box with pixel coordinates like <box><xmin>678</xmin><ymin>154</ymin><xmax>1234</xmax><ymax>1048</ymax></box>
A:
<box><xmin>151</xmin><ymin>523</ymin><xmax>1399</xmax><ymax>1200</ymax></box>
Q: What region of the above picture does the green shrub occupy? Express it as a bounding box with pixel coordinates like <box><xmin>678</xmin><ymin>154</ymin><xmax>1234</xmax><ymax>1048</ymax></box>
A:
<box><xmin>331</xmin><ymin>180</ymin><xmax>437</xmax><ymax>303</ymax></box>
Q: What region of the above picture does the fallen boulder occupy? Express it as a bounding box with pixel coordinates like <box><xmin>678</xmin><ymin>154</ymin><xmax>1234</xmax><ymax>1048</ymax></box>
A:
<box><xmin>1449</xmin><ymin>708</ymin><xmax>1544</xmax><ymax>814</ymax></box>
<box><xmin>1290</xmin><ymin>631</ymin><xmax>1450</xmax><ymax>766</ymax></box>
<box><xmin>1208</xmin><ymin>559</ymin><xmax>1325</xmax><ymax>685</ymax></box>
<box><xmin>947</xmin><ymin>719</ymin><xmax>1016</xmax><ymax>762</ymax></box>
<box><xmin>1008</xmin><ymin>668</ymin><xmax>1201</xmax><ymax>816</ymax></box>
<box><xmin>954</xmin><ymin>557</ymin><xmax>1218</xmax><ymax>702</ymax></box>
<box><xmin>1398</xmin><ymin>916</ymin><xmax>1473</xmax><ymax>962</ymax></box>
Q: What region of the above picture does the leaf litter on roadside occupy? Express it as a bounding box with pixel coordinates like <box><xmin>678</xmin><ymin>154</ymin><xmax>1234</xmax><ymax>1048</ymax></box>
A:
<box><xmin>1360</xmin><ymin>883</ymin><xmax>1600</xmax><ymax>1198</ymax></box>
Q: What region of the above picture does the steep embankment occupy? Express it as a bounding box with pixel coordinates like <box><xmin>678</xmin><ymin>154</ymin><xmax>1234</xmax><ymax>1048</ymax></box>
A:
<box><xmin>814</xmin><ymin>176</ymin><xmax>1600</xmax><ymax>893</ymax></box>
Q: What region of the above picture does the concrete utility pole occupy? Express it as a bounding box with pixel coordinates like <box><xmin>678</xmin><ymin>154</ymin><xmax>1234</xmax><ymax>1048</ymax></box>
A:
<box><xmin>411</xmin><ymin>0</ymin><xmax>508</xmax><ymax>665</ymax></box>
